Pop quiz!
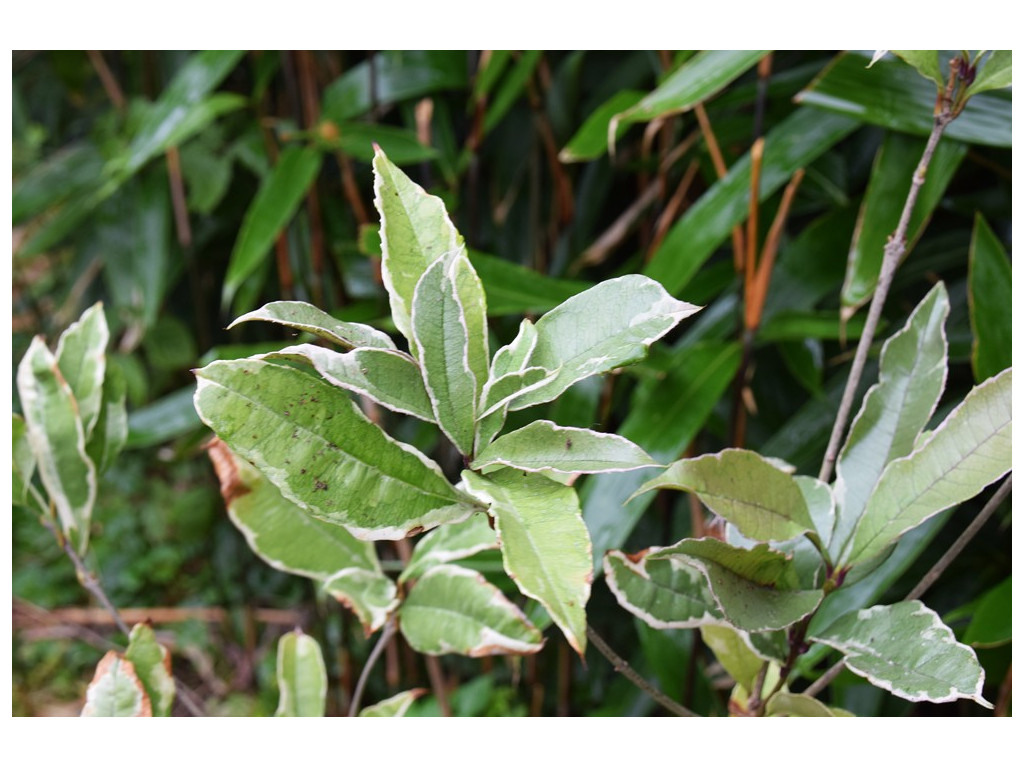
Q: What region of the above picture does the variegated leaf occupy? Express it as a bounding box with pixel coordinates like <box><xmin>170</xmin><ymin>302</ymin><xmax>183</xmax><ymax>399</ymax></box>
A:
<box><xmin>229</xmin><ymin>300</ymin><xmax>396</xmax><ymax>350</ymax></box>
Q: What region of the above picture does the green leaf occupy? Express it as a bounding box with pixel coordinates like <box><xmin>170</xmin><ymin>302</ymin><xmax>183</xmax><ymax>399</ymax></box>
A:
<box><xmin>373</xmin><ymin>146</ymin><xmax>465</xmax><ymax>350</ymax></box>
<box><xmin>400</xmin><ymin>512</ymin><xmax>498</xmax><ymax>584</ymax></box>
<box><xmin>86</xmin><ymin>362</ymin><xmax>128</xmax><ymax>475</ymax></box>
<box><xmin>206</xmin><ymin>439</ymin><xmax>397</xmax><ymax>633</ymax></box>
<box><xmin>765</xmin><ymin>691</ymin><xmax>848</xmax><ymax>717</ymax></box>
<box><xmin>122</xmin><ymin>50</ymin><xmax>244</xmax><ymax>175</ymax></box>
<box><xmin>328</xmin><ymin>122</ymin><xmax>438</xmax><ymax>164</ymax></box>
<box><xmin>654</xmin><ymin>539</ymin><xmax>824</xmax><ymax>632</ymax></box>
<box><xmin>222</xmin><ymin>145</ymin><xmax>323</xmax><ymax>308</ymax></box>
<box><xmin>796</xmin><ymin>475</ymin><xmax>835</xmax><ymax>552</ymax></box>
<box><xmin>968</xmin><ymin>215</ymin><xmax>1012</xmax><ymax>382</ymax></box>
<box><xmin>13</xmin><ymin>141</ymin><xmax>105</xmax><ymax>224</ymax></box>
<box><xmin>701</xmin><ymin>625</ymin><xmax>766</xmax><ymax>694</ymax></box>
<box><xmin>123</xmin><ymin>623</ymin><xmax>175</xmax><ymax>717</ymax></box>
<box><xmin>888</xmin><ymin>50</ymin><xmax>943</xmax><ymax>86</ymax></box>
<box><xmin>475</xmin><ymin>368</ymin><xmax>555</xmax><ymax>450</ymax></box>
<box><xmin>399</xmin><ymin>564</ymin><xmax>544</xmax><ymax>657</ymax></box>
<box><xmin>966</xmin><ymin>51</ymin><xmax>1012</xmax><ymax>96</ymax></box>
<box><xmin>832</xmin><ymin>284</ymin><xmax>949</xmax><ymax>561</ymax></box>
<box><xmin>359</xmin><ymin>689</ymin><xmax>426</xmax><ymax>717</ymax></box>
<box><xmin>461</xmin><ymin>469</ymin><xmax>592</xmax><ymax>655</ymax></box>
<box><xmin>259</xmin><ymin>344</ymin><xmax>435</xmax><ymax>424</ymax></box>
<box><xmin>962</xmin><ymin>577</ymin><xmax>1011</xmax><ymax>648</ymax></box>
<box><xmin>54</xmin><ymin>302</ymin><xmax>109</xmax><ymax>438</ymax></box>
<box><xmin>841</xmin><ymin>133</ymin><xmax>965</xmax><ymax>314</ymax></box>
<box><xmin>645</xmin><ymin>108</ymin><xmax>859</xmax><ymax>294</ymax></box>
<box><xmin>810</xmin><ymin>601</ymin><xmax>990</xmax><ymax>707</ymax></box>
<box><xmin>847</xmin><ymin>368</ymin><xmax>1011</xmax><ymax>566</ymax></box>
<box><xmin>275</xmin><ymin>630</ymin><xmax>327</xmax><ymax>717</ymax></box>
<box><xmin>559</xmin><ymin>89</ymin><xmax>645</xmax><ymax>162</ymax></box>
<box><xmin>17</xmin><ymin>337</ymin><xmax>97</xmax><ymax>553</ymax></box>
<box><xmin>125</xmin><ymin>386</ymin><xmax>202</xmax><ymax>449</ymax></box>
<box><xmin>473</xmin><ymin>420</ymin><xmax>658</xmax><ymax>476</ymax></box>
<box><xmin>604</xmin><ymin>549</ymin><xmax>724</xmax><ymax>629</ymax></box>
<box><xmin>81</xmin><ymin>652</ymin><xmax>151</xmax><ymax>717</ymax></box>
<box><xmin>583</xmin><ymin>342</ymin><xmax>741</xmax><ymax>569</ymax></box>
<box><xmin>613</xmin><ymin>50</ymin><xmax>768</xmax><ymax>129</ymax></box>
<box><xmin>193</xmin><ymin>358</ymin><xmax>477</xmax><ymax>540</ymax></box>
<box><xmin>483</xmin><ymin>50</ymin><xmax>542</xmax><ymax>133</ymax></box>
<box><xmin>508</xmin><ymin>275</ymin><xmax>700</xmax><ymax>411</ymax></box>
<box><xmin>12</xmin><ymin>414</ymin><xmax>35</xmax><ymax>508</ymax></box>
<box><xmin>797</xmin><ymin>52</ymin><xmax>1011</xmax><ymax>147</ymax></box>
<box><xmin>411</xmin><ymin>251</ymin><xmax>487</xmax><ymax>454</ymax></box>
<box><xmin>229</xmin><ymin>300</ymin><xmax>396</xmax><ymax>350</ymax></box>
<box><xmin>759</xmin><ymin>311</ymin><xmax>868</xmax><ymax>342</ymax></box>
<box><xmin>633</xmin><ymin>449</ymin><xmax>814</xmax><ymax>543</ymax></box>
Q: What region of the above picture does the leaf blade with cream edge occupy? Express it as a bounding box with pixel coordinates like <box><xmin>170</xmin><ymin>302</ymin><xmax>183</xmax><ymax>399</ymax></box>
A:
<box><xmin>17</xmin><ymin>337</ymin><xmax>97</xmax><ymax>554</ymax></box>
<box><xmin>359</xmin><ymin>689</ymin><xmax>427</xmax><ymax>717</ymax></box>
<box><xmin>461</xmin><ymin>468</ymin><xmax>592</xmax><ymax>655</ymax></box>
<box><xmin>809</xmin><ymin>601</ymin><xmax>991</xmax><ymax>707</ymax></box>
<box><xmin>81</xmin><ymin>652</ymin><xmax>151</xmax><ymax>717</ymax></box>
<box><xmin>472</xmin><ymin>420</ymin><xmax>659</xmax><ymax>475</ymax></box>
<box><xmin>229</xmin><ymin>300</ymin><xmax>396</xmax><ymax>350</ymax></box>
<box><xmin>258</xmin><ymin>344</ymin><xmax>435</xmax><ymax>423</ymax></box>
<box><xmin>275</xmin><ymin>630</ymin><xmax>327</xmax><ymax>717</ymax></box>
<box><xmin>508</xmin><ymin>275</ymin><xmax>701</xmax><ymax>411</ymax></box>
<box><xmin>193</xmin><ymin>358</ymin><xmax>477</xmax><ymax>540</ymax></box>
<box><xmin>85</xmin><ymin>363</ymin><xmax>128</xmax><ymax>475</ymax></box>
<box><xmin>54</xmin><ymin>301</ymin><xmax>109</xmax><ymax>437</ymax></box>
<box><xmin>123</xmin><ymin>623</ymin><xmax>175</xmax><ymax>717</ymax></box>
<box><xmin>206</xmin><ymin>438</ymin><xmax>397</xmax><ymax>632</ymax></box>
<box><xmin>831</xmin><ymin>284</ymin><xmax>949</xmax><ymax>561</ymax></box>
<box><xmin>399</xmin><ymin>564</ymin><xmax>544</xmax><ymax>657</ymax></box>
<box><xmin>632</xmin><ymin>449</ymin><xmax>814</xmax><ymax>543</ymax></box>
<box><xmin>411</xmin><ymin>252</ymin><xmax>483</xmax><ymax>454</ymax></box>
<box><xmin>604</xmin><ymin>549</ymin><xmax>724</xmax><ymax>629</ymax></box>
<box><xmin>475</xmin><ymin>367</ymin><xmax>555</xmax><ymax>449</ymax></box>
<box><xmin>12</xmin><ymin>414</ymin><xmax>35</xmax><ymax>508</ymax></box>
<box><xmin>400</xmin><ymin>512</ymin><xmax>498</xmax><ymax>584</ymax></box>
<box><xmin>373</xmin><ymin>147</ymin><xmax>464</xmax><ymax>350</ymax></box>
<box><xmin>847</xmin><ymin>368</ymin><xmax>1011</xmax><ymax>567</ymax></box>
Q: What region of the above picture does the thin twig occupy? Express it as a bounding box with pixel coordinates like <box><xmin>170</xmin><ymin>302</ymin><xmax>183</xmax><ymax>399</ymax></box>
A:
<box><xmin>586</xmin><ymin>625</ymin><xmax>697</xmax><ymax>717</ymax></box>
<box><xmin>87</xmin><ymin>51</ymin><xmax>125</xmax><ymax>113</ymax></box>
<box><xmin>348</xmin><ymin>616</ymin><xmax>398</xmax><ymax>717</ymax></box>
<box><xmin>803</xmin><ymin>476</ymin><xmax>1011</xmax><ymax>699</ymax></box>
<box><xmin>818</xmin><ymin>107</ymin><xmax>955</xmax><ymax>484</ymax></box>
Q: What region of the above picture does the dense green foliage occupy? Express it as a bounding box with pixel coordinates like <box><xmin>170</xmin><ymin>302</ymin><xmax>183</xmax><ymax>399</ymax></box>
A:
<box><xmin>12</xmin><ymin>50</ymin><xmax>1011</xmax><ymax>716</ymax></box>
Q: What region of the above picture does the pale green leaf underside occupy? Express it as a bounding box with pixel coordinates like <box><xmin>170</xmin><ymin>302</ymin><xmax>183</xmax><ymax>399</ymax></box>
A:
<box><xmin>461</xmin><ymin>468</ymin><xmax>592</xmax><ymax>656</ymax></box>
<box><xmin>412</xmin><ymin>252</ymin><xmax>481</xmax><ymax>454</ymax></box>
<box><xmin>207</xmin><ymin>438</ymin><xmax>396</xmax><ymax>633</ymax></box>
<box><xmin>848</xmin><ymin>368</ymin><xmax>1012</xmax><ymax>566</ymax></box>
<box><xmin>194</xmin><ymin>358</ymin><xmax>477</xmax><ymax>540</ymax></box>
<box><xmin>54</xmin><ymin>301</ymin><xmax>109</xmax><ymax>438</ymax></box>
<box><xmin>832</xmin><ymin>283</ymin><xmax>949</xmax><ymax>559</ymax></box>
<box><xmin>890</xmin><ymin>50</ymin><xmax>943</xmax><ymax>86</ymax></box>
<box><xmin>17</xmin><ymin>336</ymin><xmax>97</xmax><ymax>553</ymax></box>
<box><xmin>259</xmin><ymin>343</ymin><xmax>436</xmax><ymax>423</ymax></box>
<box><xmin>634</xmin><ymin>448</ymin><xmax>814</xmax><ymax>542</ymax></box>
<box><xmin>275</xmin><ymin>631</ymin><xmax>327</xmax><ymax>717</ymax></box>
<box><xmin>359</xmin><ymin>689</ymin><xmax>425</xmax><ymax>717</ymax></box>
<box><xmin>124</xmin><ymin>623</ymin><xmax>175</xmax><ymax>717</ymax></box>
<box><xmin>12</xmin><ymin>413</ymin><xmax>34</xmax><ymax>507</ymax></box>
<box><xmin>810</xmin><ymin>601</ymin><xmax>990</xmax><ymax>707</ymax></box>
<box><xmin>473</xmin><ymin>420</ymin><xmax>658</xmax><ymax>475</ymax></box>
<box><xmin>399</xmin><ymin>564</ymin><xmax>543</xmax><ymax>657</ymax></box>
<box><xmin>400</xmin><ymin>512</ymin><xmax>498</xmax><ymax>584</ymax></box>
<box><xmin>766</xmin><ymin>692</ymin><xmax>850</xmax><ymax>717</ymax></box>
<box><xmin>229</xmin><ymin>300</ymin><xmax>396</xmax><ymax>350</ymax></box>
<box><xmin>374</xmin><ymin>147</ymin><xmax>464</xmax><ymax>349</ymax></box>
<box><xmin>508</xmin><ymin>274</ymin><xmax>701</xmax><ymax>411</ymax></box>
<box><xmin>701</xmin><ymin>624</ymin><xmax>765</xmax><ymax>694</ymax></box>
<box><xmin>604</xmin><ymin>549</ymin><xmax>724</xmax><ymax>629</ymax></box>
<box><xmin>475</xmin><ymin>367</ymin><xmax>556</xmax><ymax>450</ymax></box>
<box><xmin>81</xmin><ymin>652</ymin><xmax>150</xmax><ymax>717</ymax></box>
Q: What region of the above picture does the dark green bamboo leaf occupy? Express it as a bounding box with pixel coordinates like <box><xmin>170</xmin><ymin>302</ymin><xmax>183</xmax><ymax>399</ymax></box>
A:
<box><xmin>13</xmin><ymin>141</ymin><xmax>105</xmax><ymax>224</ymax></box>
<box><xmin>810</xmin><ymin>601</ymin><xmax>990</xmax><ymax>707</ymax></box>
<box><xmin>126</xmin><ymin>387</ymin><xmax>202</xmax><ymax>449</ymax></box>
<box><xmin>841</xmin><ymin>132</ymin><xmax>966</xmax><ymax>313</ymax></box>
<box><xmin>222</xmin><ymin>145</ymin><xmax>323</xmax><ymax>309</ymax></box>
<box><xmin>194</xmin><ymin>358</ymin><xmax>478</xmax><ymax>540</ymax></box>
<box><xmin>759</xmin><ymin>311</ymin><xmax>868</xmax><ymax>342</ymax></box>
<box><xmin>327</xmin><ymin>122</ymin><xmax>438</xmax><ymax>164</ymax></box>
<box><xmin>962</xmin><ymin>577</ymin><xmax>1011</xmax><ymax>648</ymax></box>
<box><xmin>796</xmin><ymin>52</ymin><xmax>1011</xmax><ymax>147</ymax></box>
<box><xmin>472</xmin><ymin>50</ymin><xmax>514</xmax><ymax>100</ymax></box>
<box><xmin>968</xmin><ymin>214</ymin><xmax>1012</xmax><ymax>382</ymax></box>
<box><xmin>645</xmin><ymin>108</ymin><xmax>860</xmax><ymax>295</ymax></box>
<box><xmin>469</xmin><ymin>251</ymin><xmax>592</xmax><ymax>316</ymax></box>
<box><xmin>966</xmin><ymin>50</ymin><xmax>1011</xmax><ymax>96</ymax></box>
<box><xmin>583</xmin><ymin>342</ymin><xmax>741</xmax><ymax>569</ymax></box>
<box><xmin>559</xmin><ymin>90</ymin><xmax>645</xmax><ymax>163</ymax></box>
<box><xmin>399</xmin><ymin>564</ymin><xmax>544</xmax><ymax>657</ymax></box>
<box><xmin>483</xmin><ymin>50</ymin><xmax>542</xmax><ymax>134</ymax></box>
<box><xmin>275</xmin><ymin>630</ymin><xmax>327</xmax><ymax>717</ymax></box>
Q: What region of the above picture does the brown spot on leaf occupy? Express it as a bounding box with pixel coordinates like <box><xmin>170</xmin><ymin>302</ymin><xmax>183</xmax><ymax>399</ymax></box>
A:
<box><xmin>205</xmin><ymin>437</ymin><xmax>253</xmax><ymax>506</ymax></box>
<box><xmin>407</xmin><ymin>526</ymin><xmax>424</xmax><ymax>537</ymax></box>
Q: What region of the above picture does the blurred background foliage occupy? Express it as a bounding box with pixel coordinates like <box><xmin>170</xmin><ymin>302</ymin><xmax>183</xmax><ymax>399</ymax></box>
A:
<box><xmin>11</xmin><ymin>50</ymin><xmax>1011</xmax><ymax>716</ymax></box>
